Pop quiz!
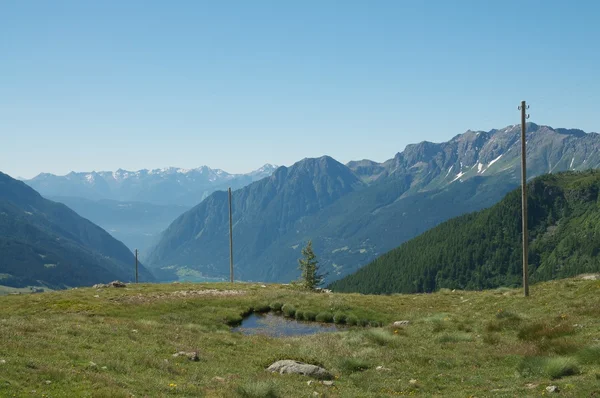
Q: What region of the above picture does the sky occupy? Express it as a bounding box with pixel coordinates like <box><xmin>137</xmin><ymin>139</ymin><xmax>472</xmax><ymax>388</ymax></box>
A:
<box><xmin>1</xmin><ymin>1</ymin><xmax>599</xmax><ymax>179</ymax></box>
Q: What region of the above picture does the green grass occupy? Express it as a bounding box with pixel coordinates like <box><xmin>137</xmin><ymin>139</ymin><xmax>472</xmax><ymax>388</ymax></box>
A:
<box><xmin>0</xmin><ymin>277</ymin><xmax>599</xmax><ymax>397</ymax></box>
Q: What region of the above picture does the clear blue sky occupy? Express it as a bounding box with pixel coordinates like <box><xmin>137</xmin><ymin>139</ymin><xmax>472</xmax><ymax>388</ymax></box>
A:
<box><xmin>1</xmin><ymin>0</ymin><xmax>599</xmax><ymax>179</ymax></box>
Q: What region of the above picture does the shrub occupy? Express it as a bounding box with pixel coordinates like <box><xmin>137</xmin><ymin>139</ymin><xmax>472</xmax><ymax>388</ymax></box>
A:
<box><xmin>358</xmin><ymin>319</ymin><xmax>370</xmax><ymax>327</ymax></box>
<box><xmin>303</xmin><ymin>311</ymin><xmax>317</xmax><ymax>321</ymax></box>
<box><xmin>436</xmin><ymin>332</ymin><xmax>472</xmax><ymax>344</ymax></box>
<box><xmin>333</xmin><ymin>312</ymin><xmax>347</xmax><ymax>324</ymax></box>
<box><xmin>294</xmin><ymin>310</ymin><xmax>305</xmax><ymax>320</ymax></box>
<box><xmin>516</xmin><ymin>356</ymin><xmax>546</xmax><ymax>378</ymax></box>
<box><xmin>281</xmin><ymin>304</ymin><xmax>297</xmax><ymax>318</ymax></box>
<box><xmin>365</xmin><ymin>329</ymin><xmax>396</xmax><ymax>346</ymax></box>
<box><xmin>576</xmin><ymin>346</ymin><xmax>600</xmax><ymax>364</ymax></box>
<box><xmin>254</xmin><ymin>304</ymin><xmax>271</xmax><ymax>313</ymax></box>
<box><xmin>346</xmin><ymin>315</ymin><xmax>359</xmax><ymax>326</ymax></box>
<box><xmin>495</xmin><ymin>309</ymin><xmax>520</xmax><ymax>320</ymax></box>
<box><xmin>431</xmin><ymin>319</ymin><xmax>446</xmax><ymax>333</ymax></box>
<box><xmin>269</xmin><ymin>302</ymin><xmax>283</xmax><ymax>311</ymax></box>
<box><xmin>517</xmin><ymin>356</ymin><xmax>580</xmax><ymax>379</ymax></box>
<box><xmin>236</xmin><ymin>381</ymin><xmax>279</xmax><ymax>398</ymax></box>
<box><xmin>338</xmin><ymin>357</ymin><xmax>371</xmax><ymax>373</ymax></box>
<box><xmin>315</xmin><ymin>312</ymin><xmax>334</xmax><ymax>323</ymax></box>
<box><xmin>483</xmin><ymin>333</ymin><xmax>500</xmax><ymax>345</ymax></box>
<box><xmin>225</xmin><ymin>314</ymin><xmax>243</xmax><ymax>327</ymax></box>
<box><xmin>517</xmin><ymin>322</ymin><xmax>575</xmax><ymax>341</ymax></box>
<box><xmin>544</xmin><ymin>357</ymin><xmax>580</xmax><ymax>379</ymax></box>
<box><xmin>369</xmin><ymin>320</ymin><xmax>382</xmax><ymax>327</ymax></box>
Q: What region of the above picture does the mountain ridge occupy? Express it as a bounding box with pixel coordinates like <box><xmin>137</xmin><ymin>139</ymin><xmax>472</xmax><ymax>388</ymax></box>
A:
<box><xmin>147</xmin><ymin>123</ymin><xmax>600</xmax><ymax>283</ymax></box>
<box><xmin>26</xmin><ymin>164</ymin><xmax>278</xmax><ymax>206</ymax></box>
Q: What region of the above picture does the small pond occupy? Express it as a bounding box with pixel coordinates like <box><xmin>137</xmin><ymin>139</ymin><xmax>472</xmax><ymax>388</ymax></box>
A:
<box><xmin>232</xmin><ymin>313</ymin><xmax>346</xmax><ymax>337</ymax></box>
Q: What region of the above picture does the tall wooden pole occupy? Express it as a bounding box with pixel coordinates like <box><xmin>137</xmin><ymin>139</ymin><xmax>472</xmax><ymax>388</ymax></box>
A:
<box><xmin>228</xmin><ymin>187</ymin><xmax>234</xmax><ymax>283</ymax></box>
<box><xmin>520</xmin><ymin>101</ymin><xmax>529</xmax><ymax>297</ymax></box>
<box><xmin>135</xmin><ymin>249</ymin><xmax>139</xmax><ymax>284</ymax></box>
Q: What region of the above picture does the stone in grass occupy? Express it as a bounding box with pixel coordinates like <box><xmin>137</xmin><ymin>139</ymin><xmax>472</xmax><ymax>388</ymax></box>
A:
<box><xmin>267</xmin><ymin>360</ymin><xmax>333</xmax><ymax>380</ymax></box>
<box><xmin>546</xmin><ymin>386</ymin><xmax>560</xmax><ymax>393</ymax></box>
<box><xmin>393</xmin><ymin>320</ymin><xmax>410</xmax><ymax>327</ymax></box>
<box><xmin>172</xmin><ymin>351</ymin><xmax>200</xmax><ymax>361</ymax></box>
<box><xmin>93</xmin><ymin>281</ymin><xmax>126</xmax><ymax>288</ymax></box>
<box><xmin>0</xmin><ymin>359</ymin><xmax>6</xmax><ymax>365</ymax></box>
<box><xmin>321</xmin><ymin>380</ymin><xmax>334</xmax><ymax>386</ymax></box>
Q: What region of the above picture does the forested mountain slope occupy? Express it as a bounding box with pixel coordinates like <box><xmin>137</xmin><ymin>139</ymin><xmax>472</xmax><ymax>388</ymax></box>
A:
<box><xmin>330</xmin><ymin>171</ymin><xmax>600</xmax><ymax>294</ymax></box>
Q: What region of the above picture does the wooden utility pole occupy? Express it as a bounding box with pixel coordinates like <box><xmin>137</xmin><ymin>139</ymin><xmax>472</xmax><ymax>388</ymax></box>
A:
<box><xmin>135</xmin><ymin>249</ymin><xmax>139</xmax><ymax>284</ymax></box>
<box><xmin>519</xmin><ymin>101</ymin><xmax>530</xmax><ymax>297</ymax></box>
<box><xmin>228</xmin><ymin>187</ymin><xmax>234</xmax><ymax>283</ymax></box>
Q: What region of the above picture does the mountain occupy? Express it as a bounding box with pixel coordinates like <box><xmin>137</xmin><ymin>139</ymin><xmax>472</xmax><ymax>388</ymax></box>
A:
<box><xmin>329</xmin><ymin>170</ymin><xmax>600</xmax><ymax>294</ymax></box>
<box><xmin>146</xmin><ymin>156</ymin><xmax>364</xmax><ymax>281</ymax></box>
<box><xmin>26</xmin><ymin>164</ymin><xmax>278</xmax><ymax>206</ymax></box>
<box><xmin>47</xmin><ymin>196</ymin><xmax>189</xmax><ymax>255</ymax></box>
<box><xmin>0</xmin><ymin>172</ymin><xmax>154</xmax><ymax>289</ymax></box>
<box><xmin>147</xmin><ymin>124</ymin><xmax>600</xmax><ymax>283</ymax></box>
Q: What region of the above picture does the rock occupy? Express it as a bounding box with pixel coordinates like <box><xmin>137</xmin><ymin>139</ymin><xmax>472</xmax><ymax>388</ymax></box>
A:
<box><xmin>101</xmin><ymin>366</ymin><xmax>108</xmax><ymax>370</ymax></box>
<box><xmin>321</xmin><ymin>380</ymin><xmax>334</xmax><ymax>387</ymax></box>
<box><xmin>307</xmin><ymin>380</ymin><xmax>314</xmax><ymax>386</ymax></box>
<box><xmin>172</xmin><ymin>351</ymin><xmax>199</xmax><ymax>361</ymax></box>
<box><xmin>266</xmin><ymin>360</ymin><xmax>333</xmax><ymax>380</ymax></box>
<box><xmin>313</xmin><ymin>392</ymin><xmax>319</xmax><ymax>397</ymax></box>
<box><xmin>89</xmin><ymin>361</ymin><xmax>97</xmax><ymax>367</ymax></box>
<box><xmin>393</xmin><ymin>321</ymin><xmax>410</xmax><ymax>327</ymax></box>
<box><xmin>94</xmin><ymin>281</ymin><xmax>127</xmax><ymax>288</ymax></box>
<box><xmin>93</xmin><ymin>295</ymin><xmax>100</xmax><ymax>298</ymax></box>
<box><xmin>581</xmin><ymin>274</ymin><xmax>599</xmax><ymax>280</ymax></box>
<box><xmin>45</xmin><ymin>381</ymin><xmax>52</xmax><ymax>385</ymax></box>
<box><xmin>260</xmin><ymin>284</ymin><xmax>267</xmax><ymax>288</ymax></box>
<box><xmin>0</xmin><ymin>359</ymin><xmax>6</xmax><ymax>365</ymax></box>
<box><xmin>525</xmin><ymin>383</ymin><xmax>538</xmax><ymax>389</ymax></box>
<box><xmin>212</xmin><ymin>376</ymin><xmax>226</xmax><ymax>383</ymax></box>
<box><xmin>376</xmin><ymin>365</ymin><xmax>391</xmax><ymax>371</ymax></box>
<box><xmin>409</xmin><ymin>379</ymin><xmax>418</xmax><ymax>385</ymax></box>
<box><xmin>546</xmin><ymin>386</ymin><xmax>559</xmax><ymax>393</ymax></box>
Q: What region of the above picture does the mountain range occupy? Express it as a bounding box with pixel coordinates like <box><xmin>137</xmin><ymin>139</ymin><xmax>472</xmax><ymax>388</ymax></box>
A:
<box><xmin>0</xmin><ymin>172</ymin><xmax>153</xmax><ymax>289</ymax></box>
<box><xmin>330</xmin><ymin>170</ymin><xmax>600</xmax><ymax>294</ymax></box>
<box><xmin>145</xmin><ymin>123</ymin><xmax>600</xmax><ymax>283</ymax></box>
<box><xmin>26</xmin><ymin>164</ymin><xmax>278</xmax><ymax>206</ymax></box>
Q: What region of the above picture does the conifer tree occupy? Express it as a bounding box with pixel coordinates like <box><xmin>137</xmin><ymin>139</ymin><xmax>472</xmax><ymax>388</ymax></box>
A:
<box><xmin>298</xmin><ymin>240</ymin><xmax>324</xmax><ymax>290</ymax></box>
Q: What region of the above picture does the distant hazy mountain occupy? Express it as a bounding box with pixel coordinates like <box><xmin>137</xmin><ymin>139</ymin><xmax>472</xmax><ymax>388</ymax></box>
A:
<box><xmin>48</xmin><ymin>196</ymin><xmax>189</xmax><ymax>255</ymax></box>
<box><xmin>0</xmin><ymin>172</ymin><xmax>154</xmax><ymax>289</ymax></box>
<box><xmin>330</xmin><ymin>170</ymin><xmax>600</xmax><ymax>294</ymax></box>
<box><xmin>26</xmin><ymin>164</ymin><xmax>278</xmax><ymax>206</ymax></box>
<box><xmin>145</xmin><ymin>123</ymin><xmax>600</xmax><ymax>284</ymax></box>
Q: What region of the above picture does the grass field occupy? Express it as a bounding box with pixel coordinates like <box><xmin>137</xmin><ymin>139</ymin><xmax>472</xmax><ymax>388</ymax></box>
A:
<box><xmin>0</xmin><ymin>277</ymin><xmax>599</xmax><ymax>397</ymax></box>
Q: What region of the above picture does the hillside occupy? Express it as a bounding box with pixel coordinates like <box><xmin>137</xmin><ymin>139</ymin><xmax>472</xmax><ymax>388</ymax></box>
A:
<box><xmin>26</xmin><ymin>164</ymin><xmax>278</xmax><ymax>206</ymax></box>
<box><xmin>330</xmin><ymin>171</ymin><xmax>600</xmax><ymax>294</ymax></box>
<box><xmin>0</xmin><ymin>172</ymin><xmax>154</xmax><ymax>289</ymax></box>
<box><xmin>147</xmin><ymin>124</ymin><xmax>600</xmax><ymax>283</ymax></box>
<box><xmin>0</xmin><ymin>278</ymin><xmax>598</xmax><ymax>396</ymax></box>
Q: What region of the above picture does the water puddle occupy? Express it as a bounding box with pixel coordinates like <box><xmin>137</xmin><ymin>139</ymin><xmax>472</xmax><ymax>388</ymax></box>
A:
<box><xmin>232</xmin><ymin>313</ymin><xmax>346</xmax><ymax>337</ymax></box>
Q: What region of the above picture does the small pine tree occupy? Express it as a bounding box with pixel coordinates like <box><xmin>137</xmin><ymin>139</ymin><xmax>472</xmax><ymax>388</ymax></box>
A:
<box><xmin>298</xmin><ymin>240</ymin><xmax>325</xmax><ymax>290</ymax></box>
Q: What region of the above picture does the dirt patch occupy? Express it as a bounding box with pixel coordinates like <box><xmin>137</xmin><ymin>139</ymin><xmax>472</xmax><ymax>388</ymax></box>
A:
<box><xmin>120</xmin><ymin>289</ymin><xmax>246</xmax><ymax>304</ymax></box>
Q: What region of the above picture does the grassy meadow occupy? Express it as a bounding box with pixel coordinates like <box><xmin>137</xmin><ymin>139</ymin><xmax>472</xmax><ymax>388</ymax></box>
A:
<box><xmin>0</xmin><ymin>277</ymin><xmax>599</xmax><ymax>397</ymax></box>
